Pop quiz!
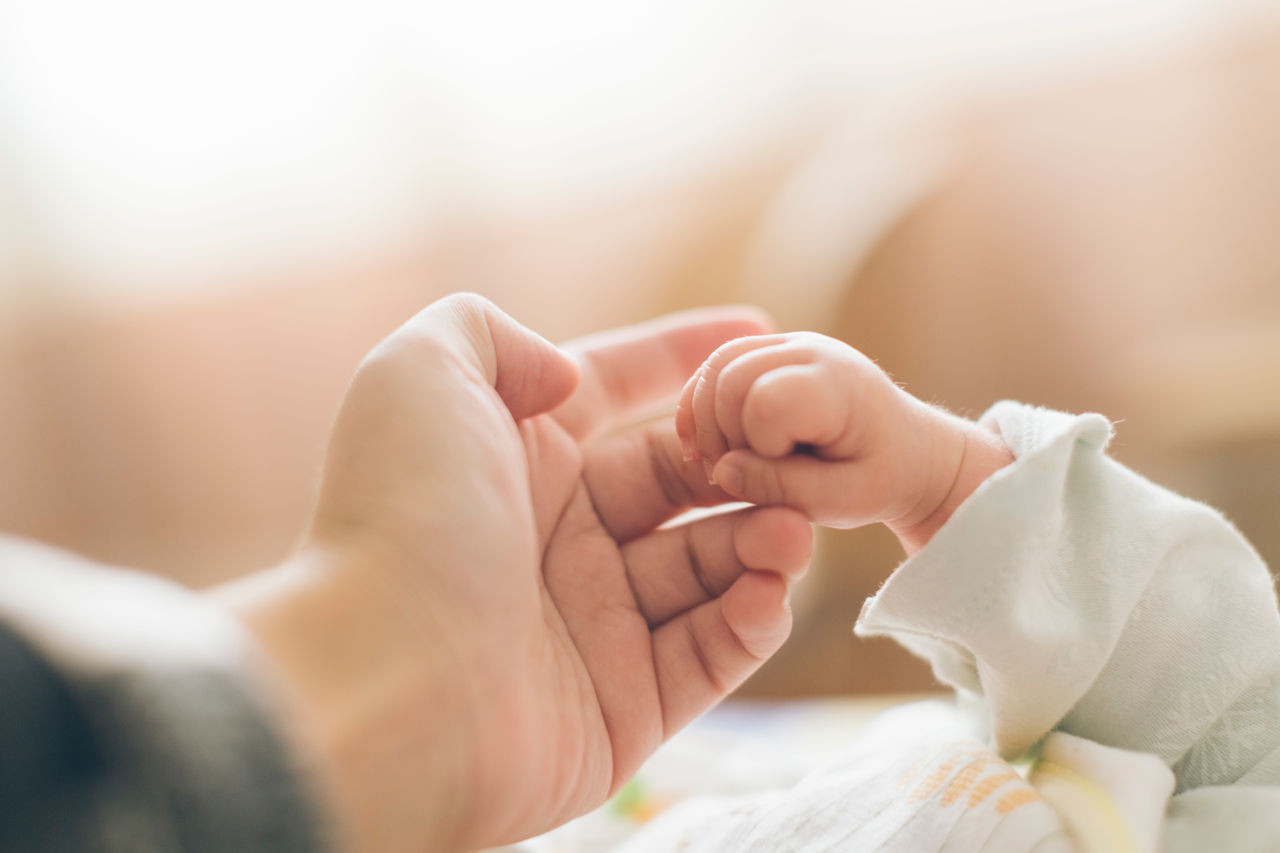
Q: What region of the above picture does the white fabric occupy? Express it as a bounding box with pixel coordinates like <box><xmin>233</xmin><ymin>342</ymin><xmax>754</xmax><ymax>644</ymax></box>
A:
<box><xmin>1030</xmin><ymin>732</ymin><xmax>1172</xmax><ymax>853</ymax></box>
<box><xmin>623</xmin><ymin>403</ymin><xmax>1280</xmax><ymax>851</ymax></box>
<box><xmin>858</xmin><ymin>402</ymin><xmax>1280</xmax><ymax>791</ymax></box>
<box><xmin>616</xmin><ymin>701</ymin><xmax>1073</xmax><ymax>853</ymax></box>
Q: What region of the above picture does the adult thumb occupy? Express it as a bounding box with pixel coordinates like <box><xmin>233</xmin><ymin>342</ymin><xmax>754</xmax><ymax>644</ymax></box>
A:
<box><xmin>414</xmin><ymin>292</ymin><xmax>580</xmax><ymax>421</ymax></box>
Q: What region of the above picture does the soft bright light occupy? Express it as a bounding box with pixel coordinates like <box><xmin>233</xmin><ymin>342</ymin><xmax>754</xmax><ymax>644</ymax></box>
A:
<box><xmin>0</xmin><ymin>0</ymin><xmax>1258</xmax><ymax>300</ymax></box>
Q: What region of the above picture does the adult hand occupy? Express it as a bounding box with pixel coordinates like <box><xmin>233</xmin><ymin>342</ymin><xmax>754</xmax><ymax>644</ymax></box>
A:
<box><xmin>227</xmin><ymin>295</ymin><xmax>813</xmax><ymax>851</ymax></box>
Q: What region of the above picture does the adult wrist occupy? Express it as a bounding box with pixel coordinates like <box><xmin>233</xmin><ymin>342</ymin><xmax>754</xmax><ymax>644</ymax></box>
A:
<box><xmin>216</xmin><ymin>544</ymin><xmax>470</xmax><ymax>852</ymax></box>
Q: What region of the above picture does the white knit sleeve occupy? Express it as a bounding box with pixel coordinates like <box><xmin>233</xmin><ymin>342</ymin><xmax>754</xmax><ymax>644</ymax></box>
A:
<box><xmin>856</xmin><ymin>402</ymin><xmax>1280</xmax><ymax>792</ymax></box>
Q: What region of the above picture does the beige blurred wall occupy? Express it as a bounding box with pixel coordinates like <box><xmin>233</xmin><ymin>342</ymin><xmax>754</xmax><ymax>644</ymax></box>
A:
<box><xmin>748</xmin><ymin>25</ymin><xmax>1280</xmax><ymax>698</ymax></box>
<box><xmin>0</xmin><ymin>158</ymin><xmax>796</xmax><ymax>586</ymax></box>
<box><xmin>1</xmin><ymin>6</ymin><xmax>1278</xmax><ymax>698</ymax></box>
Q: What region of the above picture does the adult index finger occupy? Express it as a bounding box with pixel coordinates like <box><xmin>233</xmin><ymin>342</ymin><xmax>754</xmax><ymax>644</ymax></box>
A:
<box><xmin>552</xmin><ymin>306</ymin><xmax>773</xmax><ymax>441</ymax></box>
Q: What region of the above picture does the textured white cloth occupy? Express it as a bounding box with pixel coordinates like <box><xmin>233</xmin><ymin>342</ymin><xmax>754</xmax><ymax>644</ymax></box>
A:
<box><xmin>615</xmin><ymin>700</ymin><xmax>1076</xmax><ymax>853</ymax></box>
<box><xmin>622</xmin><ymin>403</ymin><xmax>1280</xmax><ymax>851</ymax></box>
<box><xmin>1029</xmin><ymin>731</ymin><xmax>1172</xmax><ymax>853</ymax></box>
<box><xmin>859</xmin><ymin>403</ymin><xmax>1280</xmax><ymax>789</ymax></box>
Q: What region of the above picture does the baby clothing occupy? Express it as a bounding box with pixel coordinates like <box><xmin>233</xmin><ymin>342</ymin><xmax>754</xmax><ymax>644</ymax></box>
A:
<box><xmin>621</xmin><ymin>403</ymin><xmax>1280</xmax><ymax>851</ymax></box>
<box><xmin>615</xmin><ymin>701</ymin><xmax>1176</xmax><ymax>852</ymax></box>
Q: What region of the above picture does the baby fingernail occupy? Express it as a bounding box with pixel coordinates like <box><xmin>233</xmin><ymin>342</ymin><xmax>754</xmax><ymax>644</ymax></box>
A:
<box><xmin>713</xmin><ymin>462</ymin><xmax>742</xmax><ymax>495</ymax></box>
<box><xmin>679</xmin><ymin>433</ymin><xmax>696</xmax><ymax>462</ymax></box>
<box><xmin>702</xmin><ymin>458</ymin><xmax>716</xmax><ymax>482</ymax></box>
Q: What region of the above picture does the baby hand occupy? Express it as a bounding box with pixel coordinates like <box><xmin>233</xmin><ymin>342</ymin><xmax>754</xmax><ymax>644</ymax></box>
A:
<box><xmin>675</xmin><ymin>333</ymin><xmax>1010</xmax><ymax>551</ymax></box>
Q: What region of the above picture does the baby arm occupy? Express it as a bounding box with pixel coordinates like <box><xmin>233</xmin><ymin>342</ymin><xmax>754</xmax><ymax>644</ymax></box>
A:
<box><xmin>674</xmin><ymin>332</ymin><xmax>1013</xmax><ymax>553</ymax></box>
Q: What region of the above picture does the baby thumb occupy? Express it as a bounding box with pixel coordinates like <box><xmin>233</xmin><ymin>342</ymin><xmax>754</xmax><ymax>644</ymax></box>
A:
<box><xmin>711</xmin><ymin>450</ymin><xmax>854</xmax><ymax>527</ymax></box>
<box><xmin>425</xmin><ymin>292</ymin><xmax>580</xmax><ymax>420</ymax></box>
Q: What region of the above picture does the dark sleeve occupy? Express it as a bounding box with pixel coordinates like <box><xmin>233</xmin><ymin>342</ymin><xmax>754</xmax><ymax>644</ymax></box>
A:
<box><xmin>0</xmin><ymin>542</ymin><xmax>330</xmax><ymax>853</ymax></box>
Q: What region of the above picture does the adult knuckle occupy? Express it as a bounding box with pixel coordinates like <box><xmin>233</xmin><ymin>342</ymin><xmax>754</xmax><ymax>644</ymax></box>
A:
<box><xmin>766</xmin><ymin>464</ymin><xmax>789</xmax><ymax>506</ymax></box>
<box><xmin>647</xmin><ymin>428</ymin><xmax>695</xmax><ymax>508</ymax></box>
<box><xmin>438</xmin><ymin>291</ymin><xmax>492</xmax><ymax>314</ymax></box>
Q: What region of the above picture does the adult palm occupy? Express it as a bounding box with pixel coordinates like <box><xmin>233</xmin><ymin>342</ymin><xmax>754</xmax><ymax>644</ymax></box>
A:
<box><xmin>309</xmin><ymin>295</ymin><xmax>812</xmax><ymax>851</ymax></box>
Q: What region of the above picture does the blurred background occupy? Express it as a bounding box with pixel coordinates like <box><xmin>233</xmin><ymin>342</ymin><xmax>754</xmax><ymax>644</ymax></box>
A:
<box><xmin>2</xmin><ymin>0</ymin><xmax>1278</xmax><ymax>698</ymax></box>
